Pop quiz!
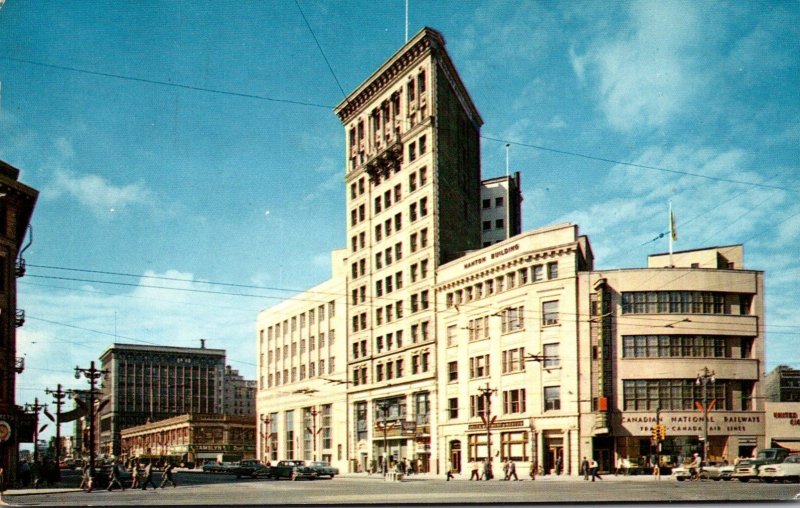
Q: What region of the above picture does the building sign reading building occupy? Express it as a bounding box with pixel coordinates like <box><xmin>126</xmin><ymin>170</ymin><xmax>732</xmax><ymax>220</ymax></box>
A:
<box><xmin>462</xmin><ymin>244</ymin><xmax>521</xmax><ymax>270</ymax></box>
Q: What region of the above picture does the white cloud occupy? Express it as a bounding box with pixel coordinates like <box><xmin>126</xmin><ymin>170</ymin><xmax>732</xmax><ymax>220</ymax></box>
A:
<box><xmin>45</xmin><ymin>168</ymin><xmax>152</xmax><ymax>219</ymax></box>
<box><xmin>572</xmin><ymin>0</ymin><xmax>707</xmax><ymax>131</ymax></box>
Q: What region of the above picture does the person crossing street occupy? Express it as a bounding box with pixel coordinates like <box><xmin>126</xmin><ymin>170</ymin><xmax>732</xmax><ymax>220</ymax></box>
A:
<box><xmin>159</xmin><ymin>463</ymin><xmax>177</xmax><ymax>488</ymax></box>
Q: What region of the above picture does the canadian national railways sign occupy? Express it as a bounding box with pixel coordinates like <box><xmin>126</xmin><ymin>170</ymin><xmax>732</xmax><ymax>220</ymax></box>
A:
<box><xmin>615</xmin><ymin>412</ymin><xmax>764</xmax><ymax>436</ymax></box>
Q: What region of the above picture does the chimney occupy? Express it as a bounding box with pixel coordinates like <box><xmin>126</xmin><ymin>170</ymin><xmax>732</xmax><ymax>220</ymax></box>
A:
<box><xmin>200</xmin><ymin>338</ymin><xmax>206</xmax><ymax>349</ymax></box>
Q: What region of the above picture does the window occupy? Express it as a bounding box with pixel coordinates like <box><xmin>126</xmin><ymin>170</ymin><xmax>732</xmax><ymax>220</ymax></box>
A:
<box><xmin>544</xmin><ymin>386</ymin><xmax>561</xmax><ymax>411</ymax></box>
<box><xmin>420</xmin><ymin>228</ymin><xmax>428</xmax><ymax>247</ymax></box>
<box><xmin>448</xmin><ymin>361</ymin><xmax>458</xmax><ymax>382</ymax></box>
<box><xmin>468</xmin><ymin>316</ymin><xmax>489</xmax><ymax>342</ymax></box>
<box><xmin>502</xmin><ymin>347</ymin><xmax>526</xmax><ymax>373</ymax></box>
<box><xmin>410</xmin><ymin>203</ymin><xmax>418</xmax><ymax>222</ymax></box>
<box><xmin>621</xmin><ymin>291</ymin><xmax>735</xmax><ymax>315</ymax></box>
<box><xmin>394</xmin><ymin>213</ymin><xmax>402</xmax><ymax>231</ymax></box>
<box><xmin>495</xmin><ymin>219</ymin><xmax>504</xmax><ymax>229</ymax></box>
<box><xmin>409</xmin><ymin>172</ymin><xmax>417</xmax><ymax>192</ymax></box>
<box><xmin>482</xmin><ymin>220</ymin><xmax>491</xmax><ymax>231</ymax></box>
<box><xmin>422</xmin><ymin>352</ymin><xmax>430</xmax><ymax>371</ymax></box>
<box><xmin>547</xmin><ymin>262</ymin><xmax>559</xmax><ymax>279</ymax></box>
<box><xmin>374</xmin><ymin>196</ymin><xmax>382</xmax><ymax>214</ymax></box>
<box><xmin>448</xmin><ymin>398</ymin><xmax>458</xmax><ymax>419</ymax></box>
<box><xmin>419</xmin><ymin>167</ymin><xmax>427</xmax><ymax>185</ymax></box>
<box><xmin>623</xmin><ymin>379</ymin><xmax>728</xmax><ymax>411</ymax></box>
<box><xmin>470</xmin><ymin>394</ymin><xmax>487</xmax><ymax>418</ymax></box>
<box><xmin>495</xmin><ymin>197</ymin><xmax>504</xmax><ymax>207</ymax></box>
<box><xmin>542</xmin><ymin>301</ymin><xmax>559</xmax><ymax>325</ymax></box>
<box><xmin>376</xmin><ymin>364</ymin><xmax>384</xmax><ymax>382</ymax></box>
<box><xmin>408</xmin><ymin>142</ymin><xmax>417</xmax><ymax>162</ymax></box>
<box><xmin>394</xmin><ymin>184</ymin><xmax>402</xmax><ymax>202</ymax></box>
<box><xmin>502</xmin><ymin>306</ymin><xmax>525</xmax><ymax>333</ymax></box>
<box><xmin>622</xmin><ymin>335</ymin><xmax>730</xmax><ymax>359</ymax></box>
<box><xmin>375</xmin><ymin>252</ymin><xmax>383</xmax><ymax>269</ymax></box>
<box><xmin>469</xmin><ymin>354</ymin><xmax>490</xmax><ymax>379</ymax></box>
<box><xmin>532</xmin><ymin>265</ymin><xmax>544</xmax><ymax>282</ymax></box>
<box><xmin>482</xmin><ymin>198</ymin><xmax>491</xmax><ymax>209</ymax></box>
<box><xmin>503</xmin><ymin>389</ymin><xmax>526</xmax><ymax>414</ymax></box>
<box><xmin>285</xmin><ymin>410</ymin><xmax>295</xmax><ymax>459</ymax></box>
<box><xmin>418</xmin><ymin>135</ymin><xmax>427</xmax><ymax>154</ymax></box>
<box><xmin>384</xmin><ymin>190</ymin><xmax>392</xmax><ymax>209</ymax></box>
<box><xmin>447</xmin><ymin>324</ymin><xmax>457</xmax><ymax>347</ymax></box>
<box><xmin>543</xmin><ymin>343</ymin><xmax>560</xmax><ymax>368</ymax></box>
<box><xmin>420</xmin><ymin>197</ymin><xmax>428</xmax><ymax>216</ymax></box>
<box><xmin>411</xmin><ymin>354</ymin><xmax>419</xmax><ymax>374</ymax></box>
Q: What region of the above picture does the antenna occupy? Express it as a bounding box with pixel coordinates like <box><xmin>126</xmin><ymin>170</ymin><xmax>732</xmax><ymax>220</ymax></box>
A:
<box><xmin>405</xmin><ymin>0</ymin><xmax>409</xmax><ymax>43</ymax></box>
<box><xmin>505</xmin><ymin>143</ymin><xmax>510</xmax><ymax>177</ymax></box>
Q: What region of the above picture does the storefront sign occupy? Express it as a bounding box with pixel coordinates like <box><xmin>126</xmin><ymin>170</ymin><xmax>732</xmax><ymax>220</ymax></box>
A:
<box><xmin>467</xmin><ymin>419</ymin><xmax>524</xmax><ymax>431</ymax></box>
<box><xmin>615</xmin><ymin>412</ymin><xmax>764</xmax><ymax>436</ymax></box>
<box><xmin>773</xmin><ymin>412</ymin><xmax>800</xmax><ymax>425</ymax></box>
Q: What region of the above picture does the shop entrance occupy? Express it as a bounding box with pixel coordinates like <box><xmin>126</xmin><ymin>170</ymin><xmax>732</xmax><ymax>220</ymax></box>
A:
<box><xmin>449</xmin><ymin>440</ymin><xmax>462</xmax><ymax>473</ymax></box>
<box><xmin>543</xmin><ymin>433</ymin><xmax>563</xmax><ymax>475</ymax></box>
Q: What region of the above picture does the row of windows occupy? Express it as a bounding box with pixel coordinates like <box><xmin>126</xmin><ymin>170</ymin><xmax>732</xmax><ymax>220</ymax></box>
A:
<box><xmin>445</xmin><ymin>262</ymin><xmax>559</xmax><ymax>308</ymax></box>
<box><xmin>622</xmin><ymin>379</ymin><xmax>737</xmax><ymax>411</ymax></box>
<box><xmin>372</xmin><ymin>214</ymin><xmax>402</xmax><ymax>243</ymax></box>
<box><xmin>482</xmin><ymin>219</ymin><xmax>504</xmax><ymax>231</ymax></box>
<box><xmin>266</xmin><ymin>357</ymin><xmax>336</xmax><ymax>388</ymax></box>
<box><xmin>375</xmin><ymin>243</ymin><xmax>402</xmax><ymax>269</ymax></box>
<box><xmin>265</xmin><ymin>331</ymin><xmax>335</xmax><ymax>363</ymax></box>
<box><xmin>351</xmin><ymin>250</ymin><xmax>429</xmax><ymax>283</ymax></box>
<box><xmin>468</xmin><ymin>431</ymin><xmax>530</xmax><ymax>462</ymax></box>
<box><xmin>261</xmin><ymin>302</ymin><xmax>336</xmax><ymax>345</ymax></box>
<box><xmin>482</xmin><ymin>196</ymin><xmax>504</xmax><ymax>209</ymax></box>
<box><xmin>622</xmin><ymin>335</ymin><xmax>745</xmax><ymax>359</ymax></box>
<box><xmin>446</xmin><ymin>303</ymin><xmax>559</xmax><ymax>348</ymax></box>
<box><xmin>373</xmin><ymin>272</ymin><xmax>403</xmax><ymax>298</ymax></box>
<box><xmin>448</xmin><ymin>386</ymin><xmax>560</xmax><ymax>419</ymax></box>
<box><xmin>353</xmin><ymin>321</ymin><xmax>431</xmax><ymax>360</ymax></box>
<box><xmin>374</xmin><ymin>301</ymin><xmax>404</xmax><ymax>326</ymax></box>
<box><xmin>621</xmin><ymin>291</ymin><xmax>752</xmax><ymax>315</ymax></box>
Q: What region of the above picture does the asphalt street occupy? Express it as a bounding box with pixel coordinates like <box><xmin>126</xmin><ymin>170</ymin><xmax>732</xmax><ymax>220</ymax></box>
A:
<box><xmin>2</xmin><ymin>471</ymin><xmax>798</xmax><ymax>505</ymax></box>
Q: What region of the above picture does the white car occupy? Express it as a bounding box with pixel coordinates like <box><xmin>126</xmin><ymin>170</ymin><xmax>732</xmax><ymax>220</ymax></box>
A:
<box><xmin>673</xmin><ymin>462</ymin><xmax>733</xmax><ymax>481</ymax></box>
<box><xmin>758</xmin><ymin>455</ymin><xmax>800</xmax><ymax>483</ymax></box>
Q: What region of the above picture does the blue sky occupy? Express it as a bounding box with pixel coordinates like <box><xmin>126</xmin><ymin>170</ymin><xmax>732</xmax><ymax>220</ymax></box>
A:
<box><xmin>1</xmin><ymin>1</ymin><xmax>798</xmax><ymax>442</ymax></box>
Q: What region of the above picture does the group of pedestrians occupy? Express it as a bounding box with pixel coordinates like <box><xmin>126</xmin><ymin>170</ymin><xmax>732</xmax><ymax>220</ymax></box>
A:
<box><xmin>580</xmin><ymin>457</ymin><xmax>602</xmax><ymax>481</ymax></box>
<box><xmin>79</xmin><ymin>460</ymin><xmax>177</xmax><ymax>493</ymax></box>
<box><xmin>16</xmin><ymin>459</ymin><xmax>60</xmax><ymax>488</ymax></box>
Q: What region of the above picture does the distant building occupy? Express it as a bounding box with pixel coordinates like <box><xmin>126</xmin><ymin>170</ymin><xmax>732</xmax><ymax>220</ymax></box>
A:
<box><xmin>0</xmin><ymin>161</ymin><xmax>38</xmax><ymax>483</ymax></box>
<box><xmin>480</xmin><ymin>173</ymin><xmax>522</xmax><ymax>247</ymax></box>
<box><xmin>98</xmin><ymin>341</ymin><xmax>227</xmax><ymax>457</ymax></box>
<box><xmin>764</xmin><ymin>365</ymin><xmax>800</xmax><ymax>402</ymax></box>
<box><xmin>120</xmin><ymin>413</ymin><xmax>256</xmax><ymax>466</ymax></box>
<box><xmin>223</xmin><ymin>365</ymin><xmax>256</xmax><ymax>416</ymax></box>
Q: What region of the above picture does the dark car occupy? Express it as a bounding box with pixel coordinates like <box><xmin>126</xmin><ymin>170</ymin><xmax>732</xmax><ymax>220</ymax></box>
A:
<box><xmin>202</xmin><ymin>461</ymin><xmax>236</xmax><ymax>474</ymax></box>
<box><xmin>307</xmin><ymin>461</ymin><xmax>338</xmax><ymax>479</ymax></box>
<box><xmin>270</xmin><ymin>460</ymin><xmax>317</xmax><ymax>481</ymax></box>
<box><xmin>230</xmin><ymin>460</ymin><xmax>271</xmax><ymax>479</ymax></box>
<box><xmin>91</xmin><ymin>464</ymin><xmax>133</xmax><ymax>489</ymax></box>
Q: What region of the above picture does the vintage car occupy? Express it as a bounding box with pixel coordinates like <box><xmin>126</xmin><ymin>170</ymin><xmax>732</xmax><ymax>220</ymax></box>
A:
<box><xmin>758</xmin><ymin>455</ymin><xmax>800</xmax><ymax>483</ymax></box>
<box><xmin>202</xmin><ymin>461</ymin><xmax>237</xmax><ymax>474</ymax></box>
<box><xmin>733</xmin><ymin>449</ymin><xmax>790</xmax><ymax>482</ymax></box>
<box><xmin>672</xmin><ymin>461</ymin><xmax>733</xmax><ymax>481</ymax></box>
<box><xmin>270</xmin><ymin>460</ymin><xmax>317</xmax><ymax>481</ymax></box>
<box><xmin>230</xmin><ymin>459</ymin><xmax>271</xmax><ymax>479</ymax></box>
<box><xmin>307</xmin><ymin>461</ymin><xmax>339</xmax><ymax>479</ymax></box>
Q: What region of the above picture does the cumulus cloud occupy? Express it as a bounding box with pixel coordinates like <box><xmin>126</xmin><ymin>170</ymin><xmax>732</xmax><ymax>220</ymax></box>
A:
<box><xmin>570</xmin><ymin>0</ymin><xmax>707</xmax><ymax>131</ymax></box>
<box><xmin>45</xmin><ymin>168</ymin><xmax>152</xmax><ymax>219</ymax></box>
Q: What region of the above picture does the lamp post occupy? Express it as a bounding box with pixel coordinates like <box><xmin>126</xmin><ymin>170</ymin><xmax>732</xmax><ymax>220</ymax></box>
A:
<box><xmin>75</xmin><ymin>361</ymin><xmax>109</xmax><ymax>475</ymax></box>
<box><xmin>477</xmin><ymin>383</ymin><xmax>497</xmax><ymax>479</ymax></box>
<box><xmin>696</xmin><ymin>367</ymin><xmax>716</xmax><ymax>464</ymax></box>
<box><xmin>376</xmin><ymin>401</ymin><xmax>390</xmax><ymax>476</ymax></box>
<box><xmin>260</xmin><ymin>414</ymin><xmax>273</xmax><ymax>463</ymax></box>
<box><xmin>306</xmin><ymin>406</ymin><xmax>320</xmax><ymax>461</ymax></box>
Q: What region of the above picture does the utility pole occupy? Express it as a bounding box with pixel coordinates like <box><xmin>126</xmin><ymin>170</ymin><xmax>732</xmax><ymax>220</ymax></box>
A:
<box><xmin>45</xmin><ymin>384</ymin><xmax>66</xmax><ymax>467</ymax></box>
<box><xmin>696</xmin><ymin>367</ymin><xmax>716</xmax><ymax>464</ymax></box>
<box><xmin>23</xmin><ymin>398</ymin><xmax>46</xmax><ymax>463</ymax></box>
<box><xmin>75</xmin><ymin>361</ymin><xmax>109</xmax><ymax>476</ymax></box>
<box><xmin>477</xmin><ymin>383</ymin><xmax>497</xmax><ymax>479</ymax></box>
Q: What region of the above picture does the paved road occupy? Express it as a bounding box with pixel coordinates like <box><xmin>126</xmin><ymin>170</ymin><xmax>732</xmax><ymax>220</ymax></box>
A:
<box><xmin>2</xmin><ymin>473</ymin><xmax>798</xmax><ymax>505</ymax></box>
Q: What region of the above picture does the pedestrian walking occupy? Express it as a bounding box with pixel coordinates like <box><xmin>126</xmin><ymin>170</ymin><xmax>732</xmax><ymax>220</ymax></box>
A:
<box><xmin>107</xmin><ymin>462</ymin><xmax>126</xmax><ymax>491</ymax></box>
<box><xmin>507</xmin><ymin>459</ymin><xmax>519</xmax><ymax>481</ymax></box>
<box><xmin>482</xmin><ymin>458</ymin><xmax>491</xmax><ymax>480</ymax></box>
<box><xmin>590</xmin><ymin>458</ymin><xmax>602</xmax><ymax>481</ymax></box>
<box><xmin>470</xmin><ymin>461</ymin><xmax>480</xmax><ymax>481</ymax></box>
<box><xmin>445</xmin><ymin>467</ymin><xmax>454</xmax><ymax>481</ymax></box>
<box><xmin>130</xmin><ymin>463</ymin><xmax>141</xmax><ymax>489</ymax></box>
<box><xmin>159</xmin><ymin>463</ymin><xmax>177</xmax><ymax>488</ymax></box>
<box><xmin>19</xmin><ymin>461</ymin><xmax>30</xmax><ymax>488</ymax></box>
<box><xmin>581</xmin><ymin>456</ymin><xmax>590</xmax><ymax>480</ymax></box>
<box><xmin>529</xmin><ymin>461</ymin><xmax>537</xmax><ymax>481</ymax></box>
<box><xmin>141</xmin><ymin>462</ymin><xmax>157</xmax><ymax>490</ymax></box>
<box><xmin>502</xmin><ymin>460</ymin><xmax>509</xmax><ymax>480</ymax></box>
<box><xmin>555</xmin><ymin>455</ymin><xmax>563</xmax><ymax>475</ymax></box>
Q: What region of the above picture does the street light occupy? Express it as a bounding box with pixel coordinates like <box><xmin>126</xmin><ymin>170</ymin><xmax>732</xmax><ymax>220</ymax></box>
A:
<box><xmin>376</xmin><ymin>401</ymin><xmax>391</xmax><ymax>476</ymax></box>
<box><xmin>306</xmin><ymin>406</ymin><xmax>320</xmax><ymax>461</ymax></box>
<box><xmin>75</xmin><ymin>360</ymin><xmax>109</xmax><ymax>475</ymax></box>
<box><xmin>477</xmin><ymin>383</ymin><xmax>497</xmax><ymax>479</ymax></box>
<box><xmin>260</xmin><ymin>414</ymin><xmax>273</xmax><ymax>463</ymax></box>
<box><xmin>696</xmin><ymin>367</ymin><xmax>716</xmax><ymax>464</ymax></box>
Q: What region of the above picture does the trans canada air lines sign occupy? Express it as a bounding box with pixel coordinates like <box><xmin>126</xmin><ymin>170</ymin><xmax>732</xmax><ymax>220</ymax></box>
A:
<box><xmin>614</xmin><ymin>412</ymin><xmax>764</xmax><ymax>436</ymax></box>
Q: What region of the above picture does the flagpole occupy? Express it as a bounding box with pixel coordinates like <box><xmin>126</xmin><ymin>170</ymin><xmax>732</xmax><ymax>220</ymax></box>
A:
<box><xmin>668</xmin><ymin>201</ymin><xmax>674</xmax><ymax>267</ymax></box>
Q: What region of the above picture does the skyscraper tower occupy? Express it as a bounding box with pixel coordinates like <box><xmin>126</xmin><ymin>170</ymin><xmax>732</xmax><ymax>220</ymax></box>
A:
<box><xmin>335</xmin><ymin>27</ymin><xmax>483</xmax><ymax>471</ymax></box>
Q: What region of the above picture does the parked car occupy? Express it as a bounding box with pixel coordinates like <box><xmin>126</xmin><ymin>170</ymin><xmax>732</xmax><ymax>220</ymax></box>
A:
<box><xmin>230</xmin><ymin>460</ymin><xmax>271</xmax><ymax>479</ymax></box>
<box><xmin>672</xmin><ymin>460</ymin><xmax>733</xmax><ymax>481</ymax></box>
<box><xmin>269</xmin><ymin>460</ymin><xmax>317</xmax><ymax>481</ymax></box>
<box><xmin>733</xmin><ymin>448</ymin><xmax>790</xmax><ymax>482</ymax></box>
<box><xmin>758</xmin><ymin>455</ymin><xmax>800</xmax><ymax>483</ymax></box>
<box><xmin>307</xmin><ymin>461</ymin><xmax>338</xmax><ymax>479</ymax></box>
<box><xmin>202</xmin><ymin>461</ymin><xmax>237</xmax><ymax>474</ymax></box>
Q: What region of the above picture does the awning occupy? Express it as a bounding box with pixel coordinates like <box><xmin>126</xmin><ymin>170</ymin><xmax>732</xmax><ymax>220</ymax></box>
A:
<box><xmin>771</xmin><ymin>440</ymin><xmax>800</xmax><ymax>452</ymax></box>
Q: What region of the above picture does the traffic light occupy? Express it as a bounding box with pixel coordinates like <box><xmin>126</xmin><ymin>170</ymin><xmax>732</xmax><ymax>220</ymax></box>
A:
<box><xmin>651</xmin><ymin>426</ymin><xmax>658</xmax><ymax>442</ymax></box>
<box><xmin>658</xmin><ymin>424</ymin><xmax>667</xmax><ymax>441</ymax></box>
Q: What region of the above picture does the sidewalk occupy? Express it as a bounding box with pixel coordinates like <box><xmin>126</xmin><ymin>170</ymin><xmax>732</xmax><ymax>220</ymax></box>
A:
<box><xmin>339</xmin><ymin>471</ymin><xmax>674</xmax><ymax>482</ymax></box>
